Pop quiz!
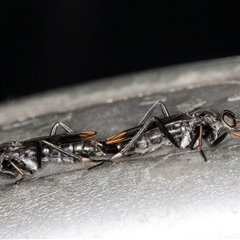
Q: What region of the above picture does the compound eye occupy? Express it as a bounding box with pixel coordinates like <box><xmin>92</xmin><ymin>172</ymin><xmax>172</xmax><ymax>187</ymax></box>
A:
<box><xmin>223</xmin><ymin>110</ymin><xmax>236</xmax><ymax>127</ymax></box>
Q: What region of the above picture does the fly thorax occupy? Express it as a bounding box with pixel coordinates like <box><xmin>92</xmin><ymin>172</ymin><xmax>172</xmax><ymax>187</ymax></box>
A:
<box><xmin>204</xmin><ymin>116</ymin><xmax>222</xmax><ymax>142</ymax></box>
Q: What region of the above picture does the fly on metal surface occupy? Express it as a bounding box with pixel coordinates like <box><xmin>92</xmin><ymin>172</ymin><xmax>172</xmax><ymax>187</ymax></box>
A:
<box><xmin>0</xmin><ymin>122</ymin><xmax>107</xmax><ymax>185</ymax></box>
<box><xmin>101</xmin><ymin>101</ymin><xmax>240</xmax><ymax>162</ymax></box>
<box><xmin>0</xmin><ymin>101</ymin><xmax>240</xmax><ymax>185</ymax></box>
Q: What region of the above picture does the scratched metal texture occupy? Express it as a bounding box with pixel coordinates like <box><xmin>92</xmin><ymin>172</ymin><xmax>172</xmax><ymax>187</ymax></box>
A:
<box><xmin>0</xmin><ymin>57</ymin><xmax>240</xmax><ymax>238</ymax></box>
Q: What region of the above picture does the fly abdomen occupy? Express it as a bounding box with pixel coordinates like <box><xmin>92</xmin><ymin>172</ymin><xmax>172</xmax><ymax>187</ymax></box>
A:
<box><xmin>42</xmin><ymin>140</ymin><xmax>98</xmax><ymax>162</ymax></box>
<box><xmin>73</xmin><ymin>141</ymin><xmax>97</xmax><ymax>155</ymax></box>
<box><xmin>42</xmin><ymin>144</ymin><xmax>75</xmax><ymax>162</ymax></box>
<box><xmin>136</xmin><ymin>128</ymin><xmax>162</xmax><ymax>149</ymax></box>
<box><xmin>133</xmin><ymin>128</ymin><xmax>168</xmax><ymax>154</ymax></box>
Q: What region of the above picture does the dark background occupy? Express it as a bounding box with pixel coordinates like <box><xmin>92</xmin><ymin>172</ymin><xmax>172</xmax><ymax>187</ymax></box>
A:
<box><xmin>1</xmin><ymin>1</ymin><xmax>240</xmax><ymax>102</ymax></box>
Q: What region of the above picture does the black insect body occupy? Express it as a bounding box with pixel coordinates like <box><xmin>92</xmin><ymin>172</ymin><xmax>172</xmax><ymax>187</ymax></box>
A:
<box><xmin>100</xmin><ymin>101</ymin><xmax>240</xmax><ymax>162</ymax></box>
<box><xmin>0</xmin><ymin>122</ymin><xmax>106</xmax><ymax>184</ymax></box>
<box><xmin>1</xmin><ymin>101</ymin><xmax>239</xmax><ymax>184</ymax></box>
<box><xmin>100</xmin><ymin>114</ymin><xmax>196</xmax><ymax>155</ymax></box>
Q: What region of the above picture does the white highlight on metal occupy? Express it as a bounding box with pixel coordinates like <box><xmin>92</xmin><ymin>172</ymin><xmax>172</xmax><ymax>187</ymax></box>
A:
<box><xmin>228</xmin><ymin>95</ymin><xmax>240</xmax><ymax>102</ymax></box>
<box><xmin>140</xmin><ymin>96</ymin><xmax>167</xmax><ymax>106</ymax></box>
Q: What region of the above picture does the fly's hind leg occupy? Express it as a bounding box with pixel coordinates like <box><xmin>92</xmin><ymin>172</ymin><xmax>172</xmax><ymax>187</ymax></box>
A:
<box><xmin>50</xmin><ymin>122</ymin><xmax>74</xmax><ymax>136</ymax></box>
<box><xmin>138</xmin><ymin>100</ymin><xmax>170</xmax><ymax>126</ymax></box>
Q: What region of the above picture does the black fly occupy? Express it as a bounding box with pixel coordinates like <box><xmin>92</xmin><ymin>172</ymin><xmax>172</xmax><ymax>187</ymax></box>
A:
<box><xmin>0</xmin><ymin>122</ymin><xmax>106</xmax><ymax>184</ymax></box>
<box><xmin>1</xmin><ymin>101</ymin><xmax>240</xmax><ymax>184</ymax></box>
<box><xmin>99</xmin><ymin>101</ymin><xmax>240</xmax><ymax>162</ymax></box>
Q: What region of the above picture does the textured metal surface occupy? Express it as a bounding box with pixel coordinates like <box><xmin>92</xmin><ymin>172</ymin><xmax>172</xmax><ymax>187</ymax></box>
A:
<box><xmin>1</xmin><ymin>56</ymin><xmax>240</xmax><ymax>126</ymax></box>
<box><xmin>0</xmin><ymin>57</ymin><xmax>240</xmax><ymax>238</ymax></box>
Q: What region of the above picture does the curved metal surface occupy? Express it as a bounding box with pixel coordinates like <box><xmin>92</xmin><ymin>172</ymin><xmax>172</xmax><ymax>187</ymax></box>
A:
<box><xmin>0</xmin><ymin>57</ymin><xmax>240</xmax><ymax>238</ymax></box>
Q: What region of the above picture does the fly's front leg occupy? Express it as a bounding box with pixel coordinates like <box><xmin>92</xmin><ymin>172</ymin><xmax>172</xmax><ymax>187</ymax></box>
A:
<box><xmin>110</xmin><ymin>116</ymin><xmax>180</xmax><ymax>160</ymax></box>
<box><xmin>189</xmin><ymin>125</ymin><xmax>228</xmax><ymax>162</ymax></box>
<box><xmin>138</xmin><ymin>100</ymin><xmax>170</xmax><ymax>126</ymax></box>
<box><xmin>211</xmin><ymin>132</ymin><xmax>228</xmax><ymax>147</ymax></box>
<box><xmin>198</xmin><ymin>125</ymin><xmax>208</xmax><ymax>162</ymax></box>
<box><xmin>188</xmin><ymin>124</ymin><xmax>208</xmax><ymax>162</ymax></box>
<box><xmin>50</xmin><ymin>122</ymin><xmax>74</xmax><ymax>136</ymax></box>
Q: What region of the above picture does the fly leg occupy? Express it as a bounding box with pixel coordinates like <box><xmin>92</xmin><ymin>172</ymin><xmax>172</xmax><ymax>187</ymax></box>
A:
<box><xmin>138</xmin><ymin>100</ymin><xmax>170</xmax><ymax>125</ymax></box>
<box><xmin>175</xmin><ymin>124</ymin><xmax>208</xmax><ymax>162</ymax></box>
<box><xmin>211</xmin><ymin>132</ymin><xmax>228</xmax><ymax>146</ymax></box>
<box><xmin>36</xmin><ymin>140</ymin><xmax>42</xmax><ymax>168</ymax></box>
<box><xmin>50</xmin><ymin>122</ymin><xmax>74</xmax><ymax>135</ymax></box>
<box><xmin>196</xmin><ymin>126</ymin><xmax>230</xmax><ymax>162</ymax></box>
<box><xmin>110</xmin><ymin>116</ymin><xmax>180</xmax><ymax>160</ymax></box>
<box><xmin>8</xmin><ymin>160</ymin><xmax>26</xmax><ymax>185</ymax></box>
<box><xmin>189</xmin><ymin>126</ymin><xmax>228</xmax><ymax>162</ymax></box>
<box><xmin>198</xmin><ymin>125</ymin><xmax>208</xmax><ymax>161</ymax></box>
<box><xmin>189</xmin><ymin>124</ymin><xmax>208</xmax><ymax>161</ymax></box>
